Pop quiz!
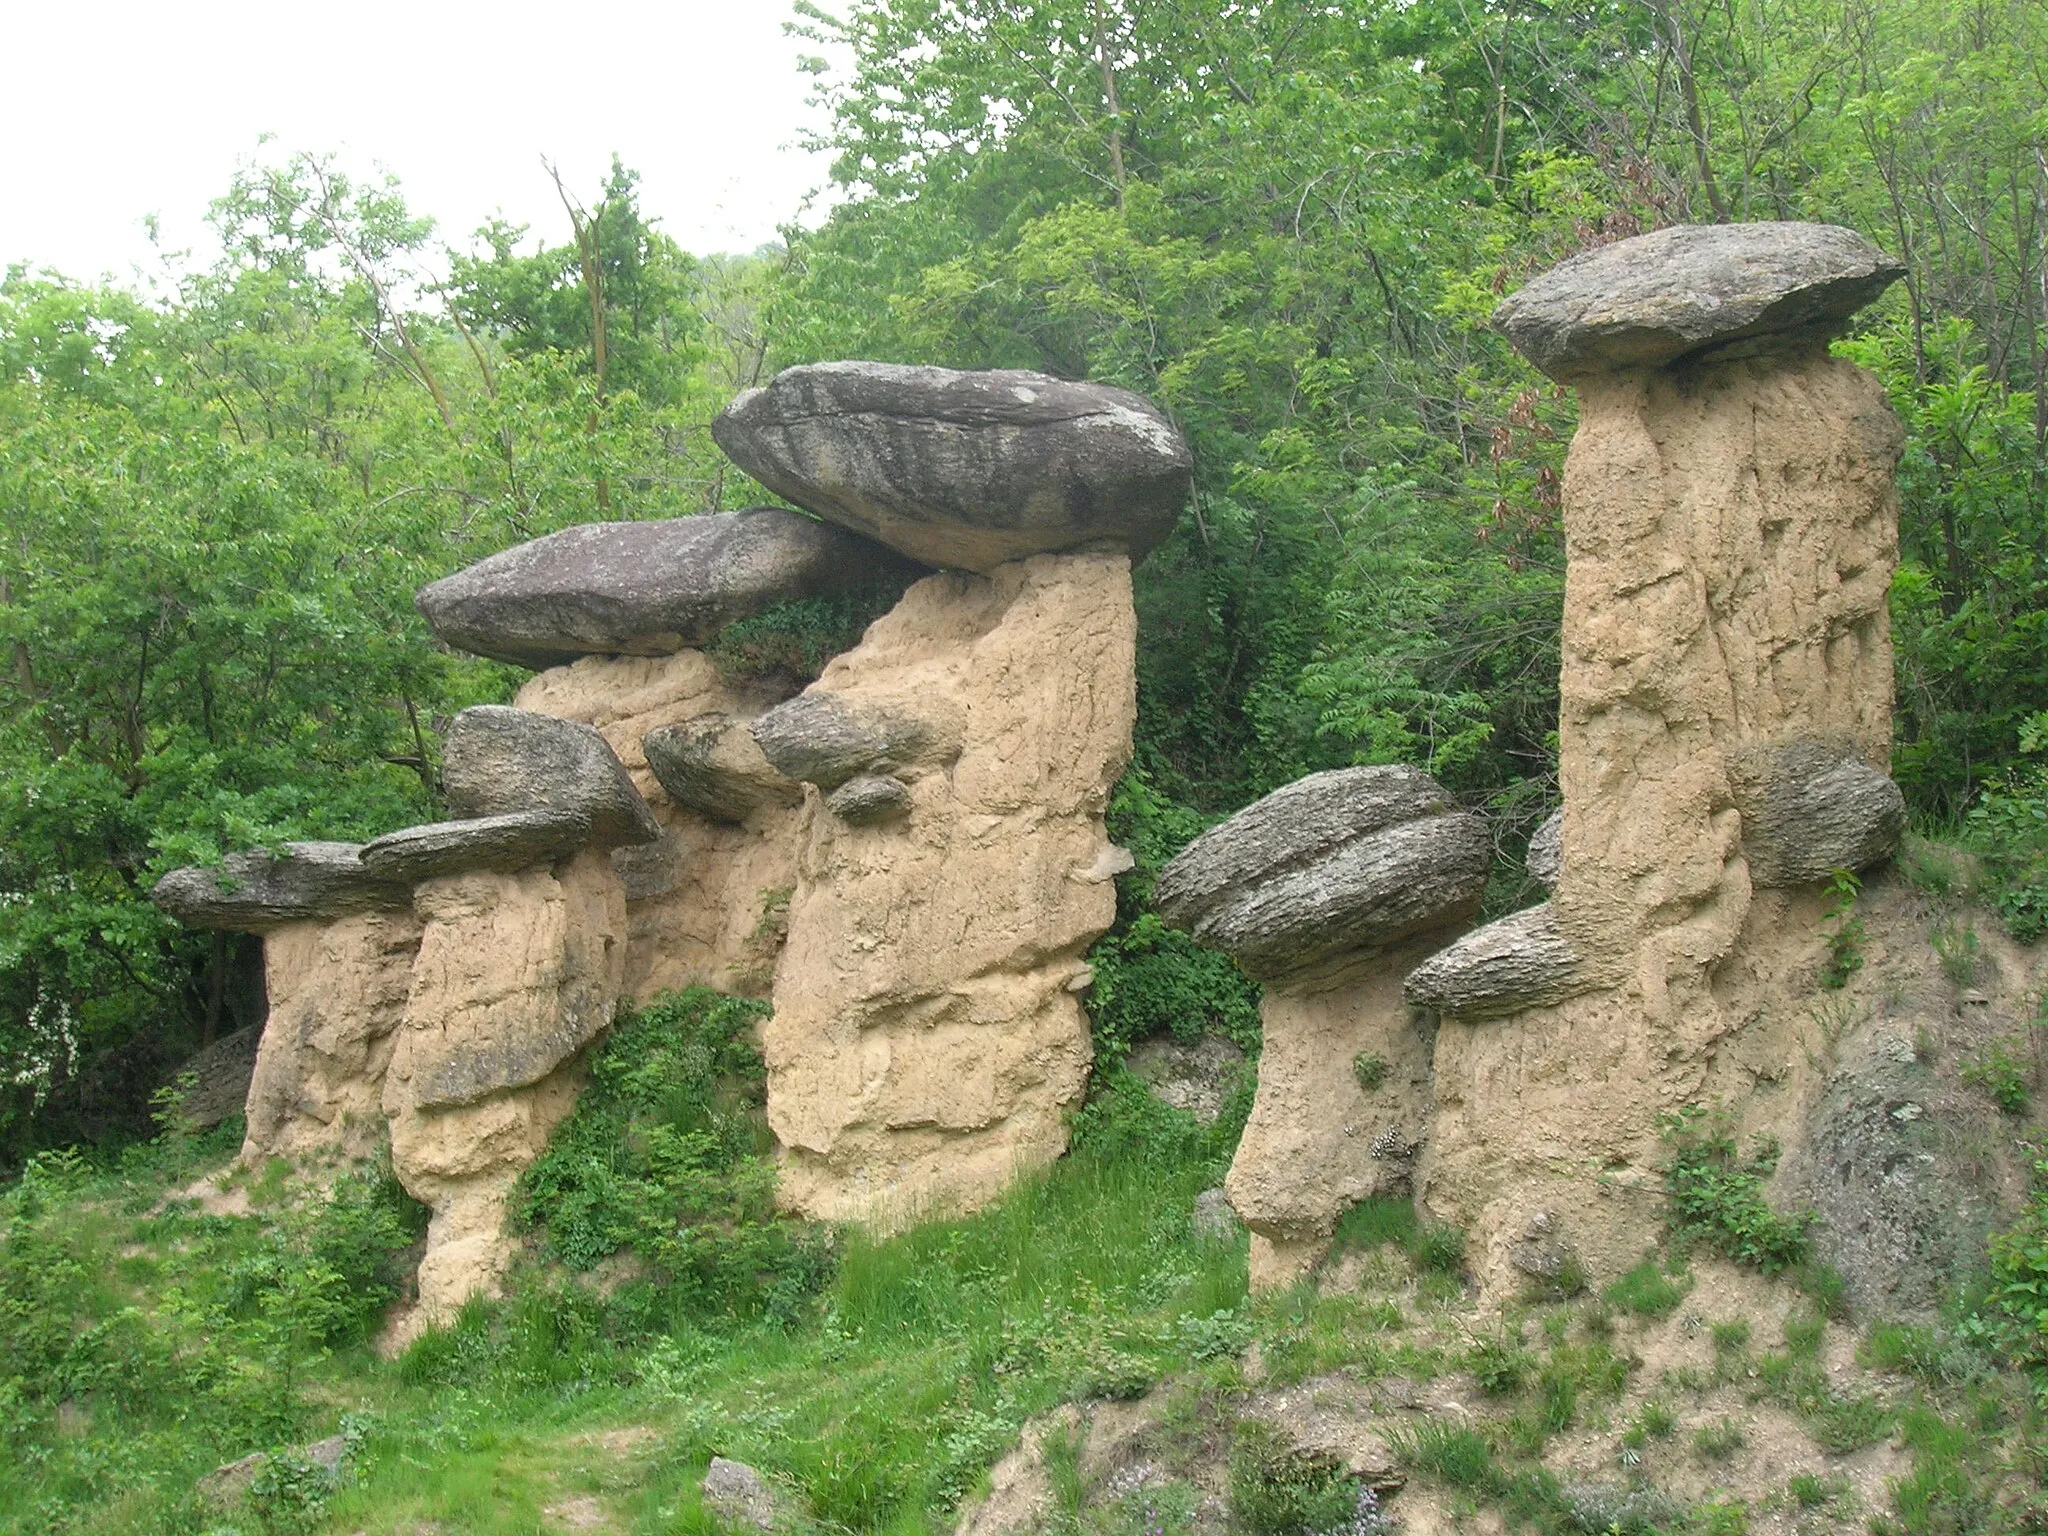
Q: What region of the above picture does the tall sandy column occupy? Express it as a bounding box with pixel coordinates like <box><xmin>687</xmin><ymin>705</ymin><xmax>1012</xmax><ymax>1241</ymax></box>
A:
<box><xmin>1406</xmin><ymin>223</ymin><xmax>1910</xmax><ymax>1287</ymax></box>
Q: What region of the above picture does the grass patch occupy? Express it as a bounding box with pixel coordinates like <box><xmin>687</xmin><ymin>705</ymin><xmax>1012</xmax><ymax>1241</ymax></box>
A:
<box><xmin>1601</xmin><ymin>1257</ymin><xmax>1691</xmax><ymax>1317</ymax></box>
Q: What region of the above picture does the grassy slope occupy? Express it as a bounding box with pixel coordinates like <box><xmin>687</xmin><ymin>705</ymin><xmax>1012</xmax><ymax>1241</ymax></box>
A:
<box><xmin>4</xmin><ymin>1108</ymin><xmax>2044</xmax><ymax>1536</ymax></box>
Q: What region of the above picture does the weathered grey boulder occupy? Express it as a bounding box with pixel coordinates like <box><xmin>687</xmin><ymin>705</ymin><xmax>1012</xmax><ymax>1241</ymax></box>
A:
<box><xmin>1402</xmin><ymin>902</ymin><xmax>1583</xmax><ymax>1020</ymax></box>
<box><xmin>1494</xmin><ymin>222</ymin><xmax>1904</xmax><ymax>380</ymax></box>
<box><xmin>1526</xmin><ymin>808</ymin><xmax>1564</xmax><ymax>890</ymax></box>
<box><xmin>415</xmin><ymin>508</ymin><xmax>920</xmax><ymax>670</ymax></box>
<box><xmin>1193</xmin><ymin>1186</ymin><xmax>1242</xmax><ymax>1241</ymax></box>
<box><xmin>748</xmin><ymin>692</ymin><xmax>937</xmax><ymax>792</ymax></box>
<box><xmin>443</xmin><ymin>706</ymin><xmax>660</xmax><ymax>850</ymax></box>
<box><xmin>828</xmin><ymin>773</ymin><xmax>913</xmax><ymax>826</ymax></box>
<box><xmin>151</xmin><ymin>842</ymin><xmax>409</xmax><ymax>933</ymax></box>
<box><xmin>1730</xmin><ymin>738</ymin><xmax>1905</xmax><ymax>887</ymax></box>
<box><xmin>1156</xmin><ymin>766</ymin><xmax>1491</xmax><ymax>983</ymax></box>
<box><xmin>711</xmin><ymin>362</ymin><xmax>1193</xmax><ymax>573</ymax></box>
<box><xmin>359</xmin><ymin>811</ymin><xmax>589</xmax><ymax>884</ymax></box>
<box><xmin>642</xmin><ymin>712</ymin><xmax>802</xmax><ymax>824</ymax></box>
<box><xmin>701</xmin><ymin>1457</ymin><xmax>779</xmax><ymax>1532</ymax></box>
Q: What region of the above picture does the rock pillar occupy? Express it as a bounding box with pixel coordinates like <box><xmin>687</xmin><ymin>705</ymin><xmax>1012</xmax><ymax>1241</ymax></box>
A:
<box><xmin>1408</xmin><ymin>222</ymin><xmax>1910</xmax><ymax>1287</ymax></box>
<box><xmin>1155</xmin><ymin>767</ymin><xmax>1493</xmax><ymax>1287</ymax></box>
<box><xmin>756</xmin><ymin>552</ymin><xmax>1138</xmax><ymax>1224</ymax></box>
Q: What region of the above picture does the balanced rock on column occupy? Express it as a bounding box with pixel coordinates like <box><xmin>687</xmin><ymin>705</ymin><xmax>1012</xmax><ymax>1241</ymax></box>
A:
<box><xmin>1416</xmin><ymin>222</ymin><xmax>1909</xmax><ymax>1291</ymax></box>
<box><xmin>1157</xmin><ymin>766</ymin><xmax>1491</xmax><ymax>1288</ymax></box>
<box><xmin>152</xmin><ymin>844</ymin><xmax>419</xmax><ymax>1162</ymax></box>
<box><xmin>364</xmin><ymin>707</ymin><xmax>657</xmax><ymax>1320</ymax></box>
<box><xmin>711</xmin><ymin>360</ymin><xmax>1185</xmax><ymax>1222</ymax></box>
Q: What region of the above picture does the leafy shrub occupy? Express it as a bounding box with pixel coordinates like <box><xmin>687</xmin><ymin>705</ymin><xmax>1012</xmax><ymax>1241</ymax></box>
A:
<box><xmin>1352</xmin><ymin>1052</ymin><xmax>1387</xmax><ymax>1091</ymax></box>
<box><xmin>1070</xmin><ymin>1064</ymin><xmax>1245</xmax><ymax>1177</ymax></box>
<box><xmin>1661</xmin><ymin>1105</ymin><xmax>1819</xmax><ymax>1274</ymax></box>
<box><xmin>1228</xmin><ymin>1420</ymin><xmax>1362</xmax><ymax>1536</ymax></box>
<box><xmin>1964</xmin><ymin>712</ymin><xmax>2048</xmax><ymax>942</ymax></box>
<box><xmin>1085</xmin><ymin>911</ymin><xmax>1262</xmax><ymax>1063</ymax></box>
<box><xmin>1820</xmin><ymin>868</ymin><xmax>1866</xmax><ymax>989</ymax></box>
<box><xmin>1468</xmin><ymin>1332</ymin><xmax>1534</xmax><ymax>1394</ymax></box>
<box><xmin>1986</xmin><ymin>1148</ymin><xmax>2048</xmax><ymax>1370</ymax></box>
<box><xmin>707</xmin><ymin>590</ymin><xmax>902</xmax><ymax>688</ymax></box>
<box><xmin>1962</xmin><ymin>1039</ymin><xmax>2032</xmax><ymax>1116</ymax></box>
<box><xmin>515</xmin><ymin>987</ymin><xmax>835</xmax><ymax>1323</ymax></box>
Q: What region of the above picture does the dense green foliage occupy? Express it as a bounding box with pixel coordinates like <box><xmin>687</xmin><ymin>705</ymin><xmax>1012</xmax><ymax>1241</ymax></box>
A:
<box><xmin>514</xmin><ymin>988</ymin><xmax>835</xmax><ymax>1324</ymax></box>
<box><xmin>4</xmin><ymin>1</ymin><xmax>2046</xmax><ymax>1172</ymax></box>
<box><xmin>1659</xmin><ymin>1106</ymin><xmax>1819</xmax><ymax>1276</ymax></box>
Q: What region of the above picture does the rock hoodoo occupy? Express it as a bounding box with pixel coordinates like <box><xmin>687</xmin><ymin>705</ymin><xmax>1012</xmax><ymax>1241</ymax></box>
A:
<box><xmin>414</xmin><ymin>506</ymin><xmax>921</xmax><ymax>669</ymax></box>
<box><xmin>1412</xmin><ymin>221</ymin><xmax>1910</xmax><ymax>1286</ymax></box>
<box><xmin>156</xmin><ymin>358</ymin><xmax>1178</xmax><ymax>1313</ymax></box>
<box><xmin>712</xmin><ymin>362</ymin><xmax>1193</xmax><ymax>573</ymax></box>
<box><xmin>762</xmin><ymin>551</ymin><xmax>1136</xmax><ymax>1223</ymax></box>
<box><xmin>1158</xmin><ymin>766</ymin><xmax>1491</xmax><ymax>1287</ymax></box>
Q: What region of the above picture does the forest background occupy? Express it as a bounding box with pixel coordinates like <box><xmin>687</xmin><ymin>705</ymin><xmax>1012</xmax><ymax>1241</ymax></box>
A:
<box><xmin>2</xmin><ymin>0</ymin><xmax>2044</xmax><ymax>1161</ymax></box>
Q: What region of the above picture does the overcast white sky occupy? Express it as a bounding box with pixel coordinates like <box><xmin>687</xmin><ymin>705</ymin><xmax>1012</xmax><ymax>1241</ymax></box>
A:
<box><xmin>2</xmin><ymin>0</ymin><xmax>839</xmax><ymax>285</ymax></box>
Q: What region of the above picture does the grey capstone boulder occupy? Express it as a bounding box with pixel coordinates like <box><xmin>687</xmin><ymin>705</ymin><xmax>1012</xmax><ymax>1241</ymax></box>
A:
<box><xmin>151</xmin><ymin>842</ymin><xmax>409</xmax><ymax>933</ymax></box>
<box><xmin>1526</xmin><ymin>808</ymin><xmax>1564</xmax><ymax>890</ymax></box>
<box><xmin>749</xmin><ymin>692</ymin><xmax>936</xmax><ymax>792</ymax></box>
<box><xmin>1402</xmin><ymin>902</ymin><xmax>1584</xmax><ymax>1020</ymax></box>
<box><xmin>642</xmin><ymin>712</ymin><xmax>802</xmax><ymax>825</ymax></box>
<box><xmin>1494</xmin><ymin>222</ymin><xmax>1905</xmax><ymax>380</ymax></box>
<box><xmin>443</xmin><ymin>706</ymin><xmax>660</xmax><ymax>850</ymax></box>
<box><xmin>1730</xmin><ymin>738</ymin><xmax>1906</xmax><ymax>887</ymax></box>
<box><xmin>415</xmin><ymin>507</ymin><xmax>921</xmax><ymax>670</ymax></box>
<box><xmin>1156</xmin><ymin>766</ymin><xmax>1492</xmax><ymax>983</ymax></box>
<box><xmin>359</xmin><ymin>811</ymin><xmax>590</xmax><ymax>884</ymax></box>
<box><xmin>828</xmin><ymin>773</ymin><xmax>913</xmax><ymax>826</ymax></box>
<box><xmin>711</xmin><ymin>362</ymin><xmax>1193</xmax><ymax>573</ymax></box>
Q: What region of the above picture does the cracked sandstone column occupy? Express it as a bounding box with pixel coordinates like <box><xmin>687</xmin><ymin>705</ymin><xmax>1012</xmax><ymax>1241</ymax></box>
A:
<box><xmin>1404</xmin><ymin>223</ymin><xmax>1911</xmax><ymax>1289</ymax></box>
<box><xmin>1156</xmin><ymin>767</ymin><xmax>1492</xmax><ymax>1289</ymax></box>
<box><xmin>361</xmin><ymin>706</ymin><xmax>661</xmax><ymax>1319</ymax></box>
<box><xmin>712</xmin><ymin>362</ymin><xmax>1191</xmax><ymax>1223</ymax></box>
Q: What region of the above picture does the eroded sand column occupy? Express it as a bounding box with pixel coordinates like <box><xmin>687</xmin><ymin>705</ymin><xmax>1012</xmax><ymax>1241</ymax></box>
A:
<box><xmin>1405</xmin><ymin>222</ymin><xmax>1911</xmax><ymax>1287</ymax></box>
<box><xmin>1155</xmin><ymin>767</ymin><xmax>1493</xmax><ymax>1289</ymax></box>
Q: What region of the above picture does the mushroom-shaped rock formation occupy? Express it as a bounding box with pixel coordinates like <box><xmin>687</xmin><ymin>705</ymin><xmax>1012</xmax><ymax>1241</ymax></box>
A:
<box><xmin>152</xmin><ymin>846</ymin><xmax>421</xmax><ymax>1165</ymax></box>
<box><xmin>415</xmin><ymin>507</ymin><xmax>922</xmax><ymax>670</ymax></box>
<box><xmin>1412</xmin><ymin>225</ymin><xmax>1908</xmax><ymax>1295</ymax></box>
<box><xmin>1525</xmin><ymin>809</ymin><xmax>1564</xmax><ymax>890</ymax></box>
<box><xmin>1402</xmin><ymin>902</ymin><xmax>1583</xmax><ymax>1021</ymax></box>
<box><xmin>151</xmin><ymin>842</ymin><xmax>409</xmax><ymax>932</ymax></box>
<box><xmin>1493</xmin><ymin>222</ymin><xmax>1905</xmax><ymax>380</ymax></box>
<box><xmin>1155</xmin><ymin>765</ymin><xmax>1491</xmax><ymax>984</ymax></box>
<box><xmin>1157</xmin><ymin>766</ymin><xmax>1492</xmax><ymax>1289</ymax></box>
<box><xmin>711</xmin><ymin>362</ymin><xmax>1193</xmax><ymax>573</ymax></box>
<box><xmin>642</xmin><ymin>712</ymin><xmax>803</xmax><ymax>825</ymax></box>
<box><xmin>748</xmin><ymin>691</ymin><xmax>956</xmax><ymax>793</ymax></box>
<box><xmin>441</xmin><ymin>705</ymin><xmax>661</xmax><ymax>849</ymax></box>
<box><xmin>827</xmin><ymin>773</ymin><xmax>913</xmax><ymax>826</ymax></box>
<box><xmin>1730</xmin><ymin>738</ymin><xmax>1906</xmax><ymax>888</ymax></box>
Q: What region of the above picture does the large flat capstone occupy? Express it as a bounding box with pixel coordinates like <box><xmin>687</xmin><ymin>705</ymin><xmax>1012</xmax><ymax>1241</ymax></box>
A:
<box><xmin>414</xmin><ymin>507</ymin><xmax>919</xmax><ymax>669</ymax></box>
<box><xmin>442</xmin><ymin>706</ymin><xmax>660</xmax><ymax>849</ymax></box>
<box><xmin>359</xmin><ymin>812</ymin><xmax>591</xmax><ymax>884</ymax></box>
<box><xmin>152</xmin><ymin>842</ymin><xmax>410</xmax><ymax>933</ymax></box>
<box><xmin>1730</xmin><ymin>738</ymin><xmax>1906</xmax><ymax>887</ymax></box>
<box><xmin>1494</xmin><ymin>222</ymin><xmax>1904</xmax><ymax>380</ymax></box>
<box><xmin>1156</xmin><ymin>766</ymin><xmax>1492</xmax><ymax>982</ymax></box>
<box><xmin>711</xmin><ymin>362</ymin><xmax>1193</xmax><ymax>573</ymax></box>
